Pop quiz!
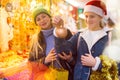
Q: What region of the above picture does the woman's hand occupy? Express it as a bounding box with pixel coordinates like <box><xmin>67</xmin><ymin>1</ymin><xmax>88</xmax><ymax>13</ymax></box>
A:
<box><xmin>52</xmin><ymin>16</ymin><xmax>64</xmax><ymax>28</ymax></box>
<box><xmin>44</xmin><ymin>48</ymin><xmax>57</xmax><ymax>64</ymax></box>
<box><xmin>53</xmin><ymin>16</ymin><xmax>68</xmax><ymax>38</ymax></box>
<box><xmin>81</xmin><ymin>54</ymin><xmax>96</xmax><ymax>67</ymax></box>
<box><xmin>58</xmin><ymin>52</ymin><xmax>72</xmax><ymax>62</ymax></box>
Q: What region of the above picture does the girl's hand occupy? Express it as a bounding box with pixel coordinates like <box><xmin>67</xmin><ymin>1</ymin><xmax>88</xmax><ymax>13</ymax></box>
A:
<box><xmin>81</xmin><ymin>54</ymin><xmax>96</xmax><ymax>67</ymax></box>
<box><xmin>52</xmin><ymin>16</ymin><xmax>64</xmax><ymax>28</ymax></box>
<box><xmin>45</xmin><ymin>48</ymin><xmax>57</xmax><ymax>63</ymax></box>
<box><xmin>58</xmin><ymin>52</ymin><xmax>72</xmax><ymax>61</ymax></box>
<box><xmin>53</xmin><ymin>16</ymin><xmax>67</xmax><ymax>38</ymax></box>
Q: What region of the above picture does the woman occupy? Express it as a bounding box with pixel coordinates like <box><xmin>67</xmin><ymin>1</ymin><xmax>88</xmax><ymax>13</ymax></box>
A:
<box><xmin>54</xmin><ymin>0</ymin><xmax>111</xmax><ymax>80</ymax></box>
<box><xmin>28</xmin><ymin>5</ymin><xmax>74</xmax><ymax>80</ymax></box>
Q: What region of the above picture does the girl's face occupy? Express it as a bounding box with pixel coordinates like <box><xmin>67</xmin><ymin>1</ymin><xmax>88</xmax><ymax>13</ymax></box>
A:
<box><xmin>85</xmin><ymin>12</ymin><xmax>102</xmax><ymax>31</ymax></box>
<box><xmin>36</xmin><ymin>13</ymin><xmax>52</xmax><ymax>30</ymax></box>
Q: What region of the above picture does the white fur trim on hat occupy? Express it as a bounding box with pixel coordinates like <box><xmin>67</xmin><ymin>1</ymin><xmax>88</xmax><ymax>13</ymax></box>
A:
<box><xmin>84</xmin><ymin>5</ymin><xmax>104</xmax><ymax>17</ymax></box>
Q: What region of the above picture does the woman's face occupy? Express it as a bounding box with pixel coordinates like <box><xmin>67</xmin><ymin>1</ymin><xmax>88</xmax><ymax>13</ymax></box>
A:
<box><xmin>85</xmin><ymin>12</ymin><xmax>102</xmax><ymax>30</ymax></box>
<box><xmin>36</xmin><ymin>13</ymin><xmax>52</xmax><ymax>30</ymax></box>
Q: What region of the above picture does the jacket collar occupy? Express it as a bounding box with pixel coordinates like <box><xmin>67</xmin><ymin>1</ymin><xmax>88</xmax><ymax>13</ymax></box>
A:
<box><xmin>41</xmin><ymin>27</ymin><xmax>54</xmax><ymax>37</ymax></box>
<box><xmin>80</xmin><ymin>29</ymin><xmax>107</xmax><ymax>51</ymax></box>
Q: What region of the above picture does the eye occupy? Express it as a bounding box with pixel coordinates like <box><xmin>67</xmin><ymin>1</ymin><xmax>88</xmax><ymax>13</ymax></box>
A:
<box><xmin>36</xmin><ymin>18</ymin><xmax>40</xmax><ymax>21</ymax></box>
<box><xmin>85</xmin><ymin>15</ymin><xmax>88</xmax><ymax>18</ymax></box>
<box><xmin>90</xmin><ymin>15</ymin><xmax>94</xmax><ymax>18</ymax></box>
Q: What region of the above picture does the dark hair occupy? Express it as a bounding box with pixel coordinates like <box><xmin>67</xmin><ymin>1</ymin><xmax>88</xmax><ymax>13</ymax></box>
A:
<box><xmin>107</xmin><ymin>18</ymin><xmax>115</xmax><ymax>27</ymax></box>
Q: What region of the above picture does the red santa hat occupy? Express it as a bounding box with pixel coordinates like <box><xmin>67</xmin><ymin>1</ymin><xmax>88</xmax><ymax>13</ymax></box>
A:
<box><xmin>84</xmin><ymin>0</ymin><xmax>107</xmax><ymax>17</ymax></box>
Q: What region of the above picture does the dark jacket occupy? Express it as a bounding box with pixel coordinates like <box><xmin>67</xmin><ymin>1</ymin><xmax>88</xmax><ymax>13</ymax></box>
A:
<box><xmin>118</xmin><ymin>63</ymin><xmax>120</xmax><ymax>76</ymax></box>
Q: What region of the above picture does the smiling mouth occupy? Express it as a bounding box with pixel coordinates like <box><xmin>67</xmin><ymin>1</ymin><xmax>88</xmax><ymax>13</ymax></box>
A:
<box><xmin>41</xmin><ymin>23</ymin><xmax>46</xmax><ymax>26</ymax></box>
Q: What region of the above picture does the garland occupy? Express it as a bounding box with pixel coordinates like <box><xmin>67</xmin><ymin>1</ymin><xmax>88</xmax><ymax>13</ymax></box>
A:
<box><xmin>90</xmin><ymin>55</ymin><xmax>119</xmax><ymax>80</ymax></box>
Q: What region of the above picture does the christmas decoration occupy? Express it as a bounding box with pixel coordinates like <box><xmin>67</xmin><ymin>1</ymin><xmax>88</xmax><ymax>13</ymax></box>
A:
<box><xmin>90</xmin><ymin>55</ymin><xmax>118</xmax><ymax>80</ymax></box>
